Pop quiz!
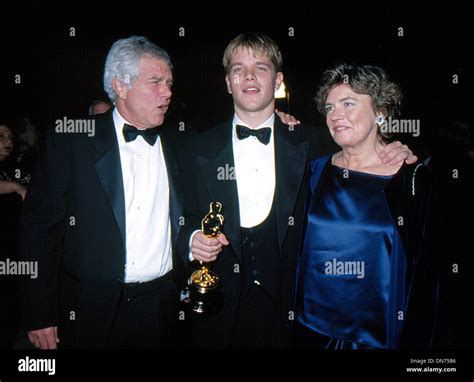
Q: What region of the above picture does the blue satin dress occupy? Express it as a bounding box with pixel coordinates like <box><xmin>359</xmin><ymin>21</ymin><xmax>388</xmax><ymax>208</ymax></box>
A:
<box><xmin>296</xmin><ymin>156</ymin><xmax>407</xmax><ymax>349</ymax></box>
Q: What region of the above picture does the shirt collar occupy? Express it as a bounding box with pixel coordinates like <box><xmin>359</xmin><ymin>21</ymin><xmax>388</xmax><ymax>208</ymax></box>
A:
<box><xmin>113</xmin><ymin>108</ymin><xmax>148</xmax><ymax>144</ymax></box>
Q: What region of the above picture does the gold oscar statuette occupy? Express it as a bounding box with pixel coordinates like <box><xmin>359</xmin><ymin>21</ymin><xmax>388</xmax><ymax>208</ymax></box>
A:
<box><xmin>188</xmin><ymin>201</ymin><xmax>224</xmax><ymax>314</ymax></box>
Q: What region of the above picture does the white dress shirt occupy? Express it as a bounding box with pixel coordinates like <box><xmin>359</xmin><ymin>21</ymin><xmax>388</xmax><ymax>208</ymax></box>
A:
<box><xmin>232</xmin><ymin>113</ymin><xmax>276</xmax><ymax>228</ymax></box>
<box><xmin>113</xmin><ymin>109</ymin><xmax>172</xmax><ymax>282</ymax></box>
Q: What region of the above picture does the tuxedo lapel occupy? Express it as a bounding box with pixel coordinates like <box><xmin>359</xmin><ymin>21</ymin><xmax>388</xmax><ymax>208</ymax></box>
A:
<box><xmin>273</xmin><ymin>119</ymin><xmax>310</xmax><ymax>252</ymax></box>
<box><xmin>159</xmin><ymin>126</ymin><xmax>184</xmax><ymax>249</ymax></box>
<box><xmin>93</xmin><ymin>113</ymin><xmax>126</xmax><ymax>248</ymax></box>
<box><xmin>196</xmin><ymin>123</ymin><xmax>241</xmax><ymax>260</ymax></box>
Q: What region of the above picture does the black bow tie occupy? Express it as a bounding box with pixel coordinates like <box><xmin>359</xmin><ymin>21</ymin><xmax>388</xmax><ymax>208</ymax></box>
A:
<box><xmin>122</xmin><ymin>123</ymin><xmax>159</xmax><ymax>146</ymax></box>
<box><xmin>236</xmin><ymin>125</ymin><xmax>272</xmax><ymax>145</ymax></box>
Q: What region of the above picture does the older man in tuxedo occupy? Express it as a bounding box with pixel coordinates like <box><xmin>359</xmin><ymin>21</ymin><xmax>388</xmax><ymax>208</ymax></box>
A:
<box><xmin>20</xmin><ymin>36</ymin><xmax>189</xmax><ymax>348</ymax></box>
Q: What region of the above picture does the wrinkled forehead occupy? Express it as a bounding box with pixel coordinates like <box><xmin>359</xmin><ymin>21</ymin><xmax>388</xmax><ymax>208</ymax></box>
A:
<box><xmin>327</xmin><ymin>83</ymin><xmax>369</xmax><ymax>100</ymax></box>
<box><xmin>138</xmin><ymin>55</ymin><xmax>173</xmax><ymax>77</ymax></box>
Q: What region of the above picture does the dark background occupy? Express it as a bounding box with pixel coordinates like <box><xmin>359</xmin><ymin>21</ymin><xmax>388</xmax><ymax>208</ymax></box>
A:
<box><xmin>1</xmin><ymin>3</ymin><xmax>473</xmax><ymax>149</ymax></box>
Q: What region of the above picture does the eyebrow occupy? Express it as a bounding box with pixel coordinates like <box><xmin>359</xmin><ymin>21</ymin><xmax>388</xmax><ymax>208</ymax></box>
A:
<box><xmin>339</xmin><ymin>96</ymin><xmax>357</xmax><ymax>102</ymax></box>
<box><xmin>230</xmin><ymin>62</ymin><xmax>272</xmax><ymax>68</ymax></box>
<box><xmin>326</xmin><ymin>96</ymin><xmax>358</xmax><ymax>105</ymax></box>
<box><xmin>149</xmin><ymin>75</ymin><xmax>173</xmax><ymax>83</ymax></box>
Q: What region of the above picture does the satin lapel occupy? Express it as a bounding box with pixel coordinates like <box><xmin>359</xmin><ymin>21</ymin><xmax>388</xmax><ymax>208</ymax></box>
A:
<box><xmin>196</xmin><ymin>124</ymin><xmax>241</xmax><ymax>260</ymax></box>
<box><xmin>274</xmin><ymin>119</ymin><xmax>310</xmax><ymax>252</ymax></box>
<box><xmin>159</xmin><ymin>126</ymin><xmax>184</xmax><ymax>248</ymax></box>
<box><xmin>93</xmin><ymin>113</ymin><xmax>126</xmax><ymax>248</ymax></box>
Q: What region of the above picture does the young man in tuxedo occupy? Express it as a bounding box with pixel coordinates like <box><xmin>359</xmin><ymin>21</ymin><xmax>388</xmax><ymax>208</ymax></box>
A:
<box><xmin>180</xmin><ymin>32</ymin><xmax>416</xmax><ymax>349</ymax></box>
<box><xmin>20</xmin><ymin>36</ymin><xmax>190</xmax><ymax>349</ymax></box>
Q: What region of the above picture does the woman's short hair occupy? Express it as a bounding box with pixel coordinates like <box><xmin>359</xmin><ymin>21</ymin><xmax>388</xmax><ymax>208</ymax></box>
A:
<box><xmin>315</xmin><ymin>63</ymin><xmax>402</xmax><ymax>119</ymax></box>
<box><xmin>222</xmin><ymin>32</ymin><xmax>282</xmax><ymax>73</ymax></box>
<box><xmin>103</xmin><ymin>36</ymin><xmax>172</xmax><ymax>102</ymax></box>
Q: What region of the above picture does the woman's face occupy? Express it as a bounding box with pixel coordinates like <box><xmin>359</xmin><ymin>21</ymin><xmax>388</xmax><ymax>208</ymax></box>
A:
<box><xmin>0</xmin><ymin>125</ymin><xmax>14</xmax><ymax>162</ymax></box>
<box><xmin>324</xmin><ymin>84</ymin><xmax>379</xmax><ymax>149</ymax></box>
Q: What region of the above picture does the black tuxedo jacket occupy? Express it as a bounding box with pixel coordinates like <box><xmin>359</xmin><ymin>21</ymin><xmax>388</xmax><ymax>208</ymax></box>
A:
<box><xmin>177</xmin><ymin>116</ymin><xmax>337</xmax><ymax>348</ymax></box>
<box><xmin>19</xmin><ymin>110</ymin><xmax>190</xmax><ymax>347</ymax></box>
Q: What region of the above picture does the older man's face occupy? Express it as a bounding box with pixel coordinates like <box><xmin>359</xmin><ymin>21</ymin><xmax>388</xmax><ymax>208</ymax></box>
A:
<box><xmin>118</xmin><ymin>55</ymin><xmax>172</xmax><ymax>129</ymax></box>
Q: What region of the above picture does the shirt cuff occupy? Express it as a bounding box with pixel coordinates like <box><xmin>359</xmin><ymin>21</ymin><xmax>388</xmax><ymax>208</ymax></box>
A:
<box><xmin>188</xmin><ymin>230</ymin><xmax>201</xmax><ymax>261</ymax></box>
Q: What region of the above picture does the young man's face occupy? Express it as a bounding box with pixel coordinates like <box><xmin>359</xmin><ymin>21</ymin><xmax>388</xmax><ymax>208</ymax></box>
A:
<box><xmin>225</xmin><ymin>47</ymin><xmax>283</xmax><ymax>117</ymax></box>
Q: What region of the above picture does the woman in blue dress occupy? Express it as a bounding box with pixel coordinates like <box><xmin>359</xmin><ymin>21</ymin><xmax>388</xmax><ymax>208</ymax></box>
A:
<box><xmin>294</xmin><ymin>64</ymin><xmax>439</xmax><ymax>349</ymax></box>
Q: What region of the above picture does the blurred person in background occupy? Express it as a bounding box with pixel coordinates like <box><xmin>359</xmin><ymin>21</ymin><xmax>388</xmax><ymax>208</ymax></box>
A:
<box><xmin>0</xmin><ymin>122</ymin><xmax>26</xmax><ymax>348</ymax></box>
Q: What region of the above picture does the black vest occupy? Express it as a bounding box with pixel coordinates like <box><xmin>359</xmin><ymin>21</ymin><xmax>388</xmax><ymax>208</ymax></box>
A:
<box><xmin>240</xmin><ymin>199</ymin><xmax>281</xmax><ymax>300</ymax></box>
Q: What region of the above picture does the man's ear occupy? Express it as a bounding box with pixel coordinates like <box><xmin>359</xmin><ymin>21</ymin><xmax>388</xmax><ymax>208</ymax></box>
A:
<box><xmin>112</xmin><ymin>78</ymin><xmax>128</xmax><ymax>100</ymax></box>
<box><xmin>225</xmin><ymin>74</ymin><xmax>232</xmax><ymax>94</ymax></box>
<box><xmin>275</xmin><ymin>72</ymin><xmax>284</xmax><ymax>91</ymax></box>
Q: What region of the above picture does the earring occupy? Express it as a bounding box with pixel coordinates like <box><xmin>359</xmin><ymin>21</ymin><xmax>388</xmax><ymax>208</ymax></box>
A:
<box><xmin>375</xmin><ymin>115</ymin><xmax>385</xmax><ymax>126</ymax></box>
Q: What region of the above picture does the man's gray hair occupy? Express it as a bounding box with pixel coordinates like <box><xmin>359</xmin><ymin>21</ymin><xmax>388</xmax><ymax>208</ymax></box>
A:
<box><xmin>103</xmin><ymin>35</ymin><xmax>173</xmax><ymax>102</ymax></box>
